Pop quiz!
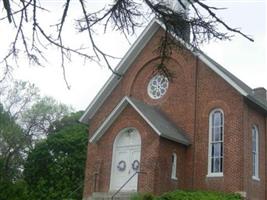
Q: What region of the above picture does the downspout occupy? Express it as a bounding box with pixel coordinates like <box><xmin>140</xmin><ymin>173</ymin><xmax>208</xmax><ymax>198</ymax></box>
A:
<box><xmin>192</xmin><ymin>55</ymin><xmax>199</xmax><ymax>189</ymax></box>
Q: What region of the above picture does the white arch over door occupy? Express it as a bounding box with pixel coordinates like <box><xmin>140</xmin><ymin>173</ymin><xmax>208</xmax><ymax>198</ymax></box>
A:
<box><xmin>110</xmin><ymin>128</ymin><xmax>141</xmax><ymax>191</ymax></box>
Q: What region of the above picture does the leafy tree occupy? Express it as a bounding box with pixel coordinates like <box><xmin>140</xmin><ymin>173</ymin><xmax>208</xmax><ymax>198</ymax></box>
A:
<box><xmin>0</xmin><ymin>104</ymin><xmax>28</xmax><ymax>181</ymax></box>
<box><xmin>0</xmin><ymin>80</ymin><xmax>74</xmax><ymax>199</ymax></box>
<box><xmin>0</xmin><ymin>103</ymin><xmax>29</xmax><ymax>199</ymax></box>
<box><xmin>0</xmin><ymin>80</ymin><xmax>76</xmax><ymax>199</ymax></box>
<box><xmin>21</xmin><ymin>96</ymin><xmax>73</xmax><ymax>147</ymax></box>
<box><xmin>0</xmin><ymin>80</ymin><xmax>40</xmax><ymax>120</ymax></box>
<box><xmin>0</xmin><ymin>81</ymin><xmax>39</xmax><ymax>199</ymax></box>
<box><xmin>0</xmin><ymin>180</ymin><xmax>29</xmax><ymax>200</ymax></box>
<box><xmin>0</xmin><ymin>79</ymin><xmax>72</xmax><ymax>147</ymax></box>
<box><xmin>0</xmin><ymin>0</ymin><xmax>254</xmax><ymax>85</ymax></box>
<box><xmin>24</xmin><ymin>111</ymin><xmax>88</xmax><ymax>200</ymax></box>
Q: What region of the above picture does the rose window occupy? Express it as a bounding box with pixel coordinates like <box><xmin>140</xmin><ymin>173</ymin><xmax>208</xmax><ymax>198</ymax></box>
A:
<box><xmin>147</xmin><ymin>74</ymin><xmax>169</xmax><ymax>99</ymax></box>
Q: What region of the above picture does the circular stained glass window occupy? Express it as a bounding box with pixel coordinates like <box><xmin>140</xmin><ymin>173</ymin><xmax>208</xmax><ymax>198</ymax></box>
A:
<box><xmin>147</xmin><ymin>74</ymin><xmax>169</xmax><ymax>99</ymax></box>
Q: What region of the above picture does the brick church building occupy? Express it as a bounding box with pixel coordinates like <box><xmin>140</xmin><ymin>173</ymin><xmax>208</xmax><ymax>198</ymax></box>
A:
<box><xmin>80</xmin><ymin>18</ymin><xmax>267</xmax><ymax>200</ymax></box>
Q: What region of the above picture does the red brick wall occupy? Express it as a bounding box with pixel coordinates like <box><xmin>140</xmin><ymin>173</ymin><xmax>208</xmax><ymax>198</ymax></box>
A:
<box><xmin>83</xmin><ymin>26</ymin><xmax>267</xmax><ymax>200</ymax></box>
<box><xmin>193</xmin><ymin>58</ymin><xmax>244</xmax><ymax>193</ymax></box>
<box><xmin>88</xmin><ymin>29</ymin><xmax>197</xmax><ymax>142</ymax></box>
<box><xmin>243</xmin><ymin>105</ymin><xmax>266</xmax><ymax>200</ymax></box>
<box><xmin>84</xmin><ymin>29</ymin><xmax>197</xmax><ymax>198</ymax></box>
<box><xmin>83</xmin><ymin>105</ymin><xmax>162</xmax><ymax>198</ymax></box>
<box><xmin>155</xmin><ymin>138</ymin><xmax>187</xmax><ymax>194</ymax></box>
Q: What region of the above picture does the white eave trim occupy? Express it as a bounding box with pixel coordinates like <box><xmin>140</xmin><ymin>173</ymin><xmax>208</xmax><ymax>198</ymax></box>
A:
<box><xmin>79</xmin><ymin>19</ymin><xmax>161</xmax><ymax>124</ymax></box>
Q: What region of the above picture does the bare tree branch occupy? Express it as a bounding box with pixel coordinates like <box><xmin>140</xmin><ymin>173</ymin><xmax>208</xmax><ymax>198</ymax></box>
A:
<box><xmin>192</xmin><ymin>0</ymin><xmax>253</xmax><ymax>41</ymax></box>
<box><xmin>2</xmin><ymin>0</ymin><xmax>12</xmax><ymax>22</ymax></box>
<box><xmin>57</xmin><ymin>0</ymin><xmax>71</xmax><ymax>39</ymax></box>
<box><xmin>78</xmin><ymin>0</ymin><xmax>122</xmax><ymax>76</ymax></box>
<box><xmin>0</xmin><ymin>0</ymin><xmax>255</xmax><ymax>85</ymax></box>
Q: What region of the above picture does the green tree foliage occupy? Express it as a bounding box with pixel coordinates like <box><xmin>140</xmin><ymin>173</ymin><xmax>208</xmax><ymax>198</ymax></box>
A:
<box><xmin>0</xmin><ymin>104</ymin><xmax>30</xmax><ymax>200</ymax></box>
<box><xmin>0</xmin><ymin>80</ymin><xmax>72</xmax><ymax>180</ymax></box>
<box><xmin>21</xmin><ymin>96</ymin><xmax>73</xmax><ymax>147</ymax></box>
<box><xmin>0</xmin><ymin>81</ymin><xmax>77</xmax><ymax>199</ymax></box>
<box><xmin>0</xmin><ymin>104</ymin><xmax>28</xmax><ymax>181</ymax></box>
<box><xmin>0</xmin><ymin>180</ymin><xmax>29</xmax><ymax>200</ymax></box>
<box><xmin>24</xmin><ymin>111</ymin><xmax>88</xmax><ymax>200</ymax></box>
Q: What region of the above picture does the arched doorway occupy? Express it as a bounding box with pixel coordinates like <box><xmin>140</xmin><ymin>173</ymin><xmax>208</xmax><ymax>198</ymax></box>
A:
<box><xmin>110</xmin><ymin>128</ymin><xmax>141</xmax><ymax>191</ymax></box>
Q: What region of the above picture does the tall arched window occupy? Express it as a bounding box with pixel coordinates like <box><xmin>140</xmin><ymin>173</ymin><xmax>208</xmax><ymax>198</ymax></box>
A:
<box><xmin>171</xmin><ymin>153</ymin><xmax>177</xmax><ymax>180</ymax></box>
<box><xmin>252</xmin><ymin>125</ymin><xmax>259</xmax><ymax>180</ymax></box>
<box><xmin>208</xmin><ymin>109</ymin><xmax>224</xmax><ymax>176</ymax></box>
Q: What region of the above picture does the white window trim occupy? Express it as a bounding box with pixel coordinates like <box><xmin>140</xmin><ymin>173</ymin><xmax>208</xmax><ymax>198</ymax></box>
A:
<box><xmin>171</xmin><ymin>153</ymin><xmax>178</xmax><ymax>180</ymax></box>
<box><xmin>206</xmin><ymin>172</ymin><xmax>223</xmax><ymax>178</ymax></box>
<box><xmin>252</xmin><ymin>176</ymin><xmax>260</xmax><ymax>181</ymax></box>
<box><xmin>207</xmin><ymin>109</ymin><xmax>224</xmax><ymax>177</ymax></box>
<box><xmin>252</xmin><ymin>125</ymin><xmax>260</xmax><ymax>180</ymax></box>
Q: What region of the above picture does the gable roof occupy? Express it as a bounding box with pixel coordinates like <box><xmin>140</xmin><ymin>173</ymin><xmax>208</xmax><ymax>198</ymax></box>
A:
<box><xmin>80</xmin><ymin>19</ymin><xmax>267</xmax><ymax>124</ymax></box>
<box><xmin>89</xmin><ymin>96</ymin><xmax>190</xmax><ymax>146</ymax></box>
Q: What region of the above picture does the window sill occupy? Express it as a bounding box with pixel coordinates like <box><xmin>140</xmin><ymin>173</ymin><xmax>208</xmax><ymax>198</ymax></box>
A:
<box><xmin>252</xmin><ymin>176</ymin><xmax>260</xmax><ymax>181</ymax></box>
<box><xmin>206</xmin><ymin>173</ymin><xmax>223</xmax><ymax>178</ymax></box>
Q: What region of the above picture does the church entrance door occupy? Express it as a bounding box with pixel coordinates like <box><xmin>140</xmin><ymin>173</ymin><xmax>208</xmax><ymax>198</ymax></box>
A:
<box><xmin>110</xmin><ymin>128</ymin><xmax>141</xmax><ymax>191</ymax></box>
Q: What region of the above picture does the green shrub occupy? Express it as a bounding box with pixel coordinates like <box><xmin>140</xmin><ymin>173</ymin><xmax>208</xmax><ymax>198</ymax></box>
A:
<box><xmin>131</xmin><ymin>193</ymin><xmax>143</xmax><ymax>200</ymax></box>
<box><xmin>143</xmin><ymin>193</ymin><xmax>155</xmax><ymax>200</ymax></box>
<box><xmin>131</xmin><ymin>190</ymin><xmax>242</xmax><ymax>200</ymax></box>
<box><xmin>131</xmin><ymin>193</ymin><xmax>154</xmax><ymax>200</ymax></box>
<box><xmin>161</xmin><ymin>190</ymin><xmax>241</xmax><ymax>200</ymax></box>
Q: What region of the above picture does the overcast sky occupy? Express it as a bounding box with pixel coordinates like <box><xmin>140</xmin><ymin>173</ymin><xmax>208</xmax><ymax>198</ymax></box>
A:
<box><xmin>0</xmin><ymin>0</ymin><xmax>266</xmax><ymax>111</ymax></box>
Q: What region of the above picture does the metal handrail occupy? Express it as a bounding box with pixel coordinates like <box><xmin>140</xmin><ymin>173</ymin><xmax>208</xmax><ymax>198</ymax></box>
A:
<box><xmin>111</xmin><ymin>171</ymin><xmax>146</xmax><ymax>200</ymax></box>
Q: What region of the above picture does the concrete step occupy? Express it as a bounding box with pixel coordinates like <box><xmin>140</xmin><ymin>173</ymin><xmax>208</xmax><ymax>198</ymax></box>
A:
<box><xmin>91</xmin><ymin>192</ymin><xmax>137</xmax><ymax>200</ymax></box>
